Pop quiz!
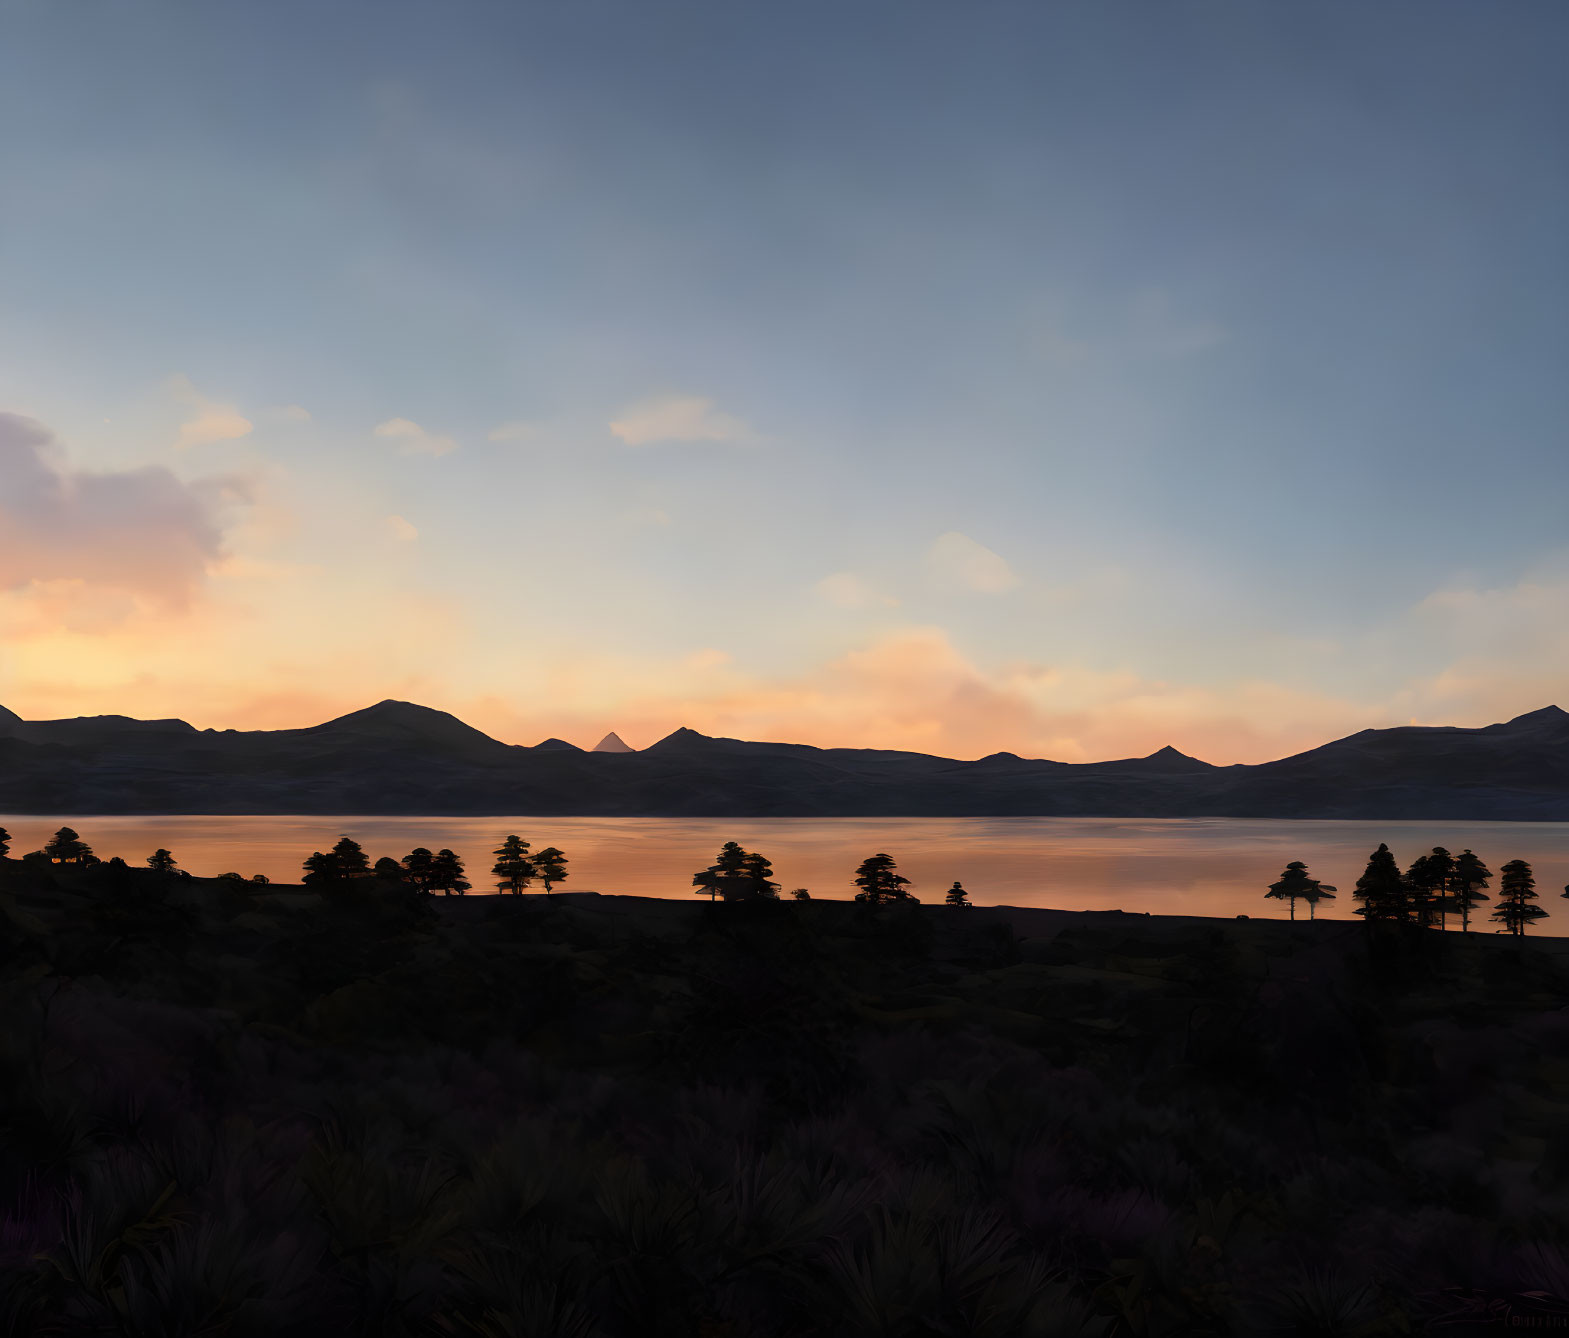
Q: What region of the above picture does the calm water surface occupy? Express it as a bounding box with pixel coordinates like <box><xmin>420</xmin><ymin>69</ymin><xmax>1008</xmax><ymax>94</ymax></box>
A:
<box><xmin>6</xmin><ymin>815</ymin><xmax>1569</xmax><ymax>928</ymax></box>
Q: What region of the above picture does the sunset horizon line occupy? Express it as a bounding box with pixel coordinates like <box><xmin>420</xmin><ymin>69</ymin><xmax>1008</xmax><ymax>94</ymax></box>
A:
<box><xmin>5</xmin><ymin>695</ymin><xmax>1564</xmax><ymax>772</ymax></box>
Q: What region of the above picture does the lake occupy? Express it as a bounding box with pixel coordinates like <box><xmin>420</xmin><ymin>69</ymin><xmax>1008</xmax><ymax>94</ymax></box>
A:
<box><xmin>5</xmin><ymin>814</ymin><xmax>1569</xmax><ymax>929</ymax></box>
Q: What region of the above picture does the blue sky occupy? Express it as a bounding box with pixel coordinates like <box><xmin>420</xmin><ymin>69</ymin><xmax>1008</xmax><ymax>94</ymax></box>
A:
<box><xmin>1</xmin><ymin>0</ymin><xmax>1565</xmax><ymax>761</ymax></box>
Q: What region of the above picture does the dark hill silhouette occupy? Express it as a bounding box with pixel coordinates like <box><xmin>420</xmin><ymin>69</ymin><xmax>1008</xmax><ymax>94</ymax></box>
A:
<box><xmin>302</xmin><ymin>700</ymin><xmax>515</xmax><ymax>759</ymax></box>
<box><xmin>0</xmin><ymin>702</ymin><xmax>1565</xmax><ymax>818</ymax></box>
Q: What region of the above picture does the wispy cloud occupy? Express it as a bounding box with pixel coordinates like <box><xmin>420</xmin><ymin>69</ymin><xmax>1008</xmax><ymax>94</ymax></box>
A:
<box><xmin>168</xmin><ymin>374</ymin><xmax>253</xmax><ymax>449</ymax></box>
<box><xmin>374</xmin><ymin>417</ymin><xmax>458</xmax><ymax>457</ymax></box>
<box><xmin>609</xmin><ymin>395</ymin><xmax>751</xmax><ymax>446</ymax></box>
<box><xmin>385</xmin><ymin>515</ymin><xmax>419</xmax><ymax>542</ymax></box>
<box><xmin>926</xmin><ymin>531</ymin><xmax>1019</xmax><ymax>594</ymax></box>
<box><xmin>816</xmin><ymin>571</ymin><xmax>899</xmax><ymax>609</ymax></box>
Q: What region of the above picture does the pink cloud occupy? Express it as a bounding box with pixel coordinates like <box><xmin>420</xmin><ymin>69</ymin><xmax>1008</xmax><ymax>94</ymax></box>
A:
<box><xmin>0</xmin><ymin>412</ymin><xmax>249</xmax><ymax>611</ymax></box>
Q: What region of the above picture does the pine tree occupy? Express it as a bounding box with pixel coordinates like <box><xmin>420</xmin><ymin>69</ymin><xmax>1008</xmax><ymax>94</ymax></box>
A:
<box><xmin>401</xmin><ymin>847</ymin><xmax>437</xmax><ymax>894</ymax></box>
<box><xmin>302</xmin><ymin>851</ymin><xmax>337</xmax><ymax>884</ymax></box>
<box><xmin>1300</xmin><ymin>876</ymin><xmax>1337</xmax><ymax>920</ymax></box>
<box><xmin>491</xmin><ymin>835</ymin><xmax>534</xmax><ymax>895</ymax></box>
<box><xmin>1353</xmin><ymin>844</ymin><xmax>1408</xmax><ymax>924</ymax></box>
<box><xmin>1453</xmin><ymin>849</ymin><xmax>1492</xmax><ymax>933</ymax></box>
<box><xmin>1266</xmin><ymin>862</ymin><xmax>1309</xmax><ymax>921</ymax></box>
<box><xmin>44</xmin><ymin>827</ymin><xmax>95</xmax><ymax>865</ymax></box>
<box><xmin>1266</xmin><ymin>861</ymin><xmax>1336</xmax><ymax>922</ymax></box>
<box><xmin>693</xmin><ymin>841</ymin><xmax>749</xmax><ymax>901</ymax></box>
<box><xmin>740</xmin><ymin>850</ymin><xmax>779</xmax><ymax>900</ymax></box>
<box><xmin>945</xmin><ymin>880</ymin><xmax>971</xmax><ymax>907</ymax></box>
<box><xmin>0</xmin><ymin>827</ymin><xmax>10</xmax><ymax>859</ymax></box>
<box><xmin>431</xmin><ymin>849</ymin><xmax>470</xmax><ymax>896</ymax></box>
<box><xmin>533</xmin><ymin>847</ymin><xmax>568</xmax><ymax>895</ymax></box>
<box><xmin>1404</xmin><ymin>855</ymin><xmax>1438</xmax><ymax>928</ymax></box>
<box><xmin>1491</xmin><ymin>859</ymin><xmax>1546</xmax><ymax>936</ymax></box>
<box><xmin>146</xmin><ymin>849</ymin><xmax>178</xmax><ymax>875</ymax></box>
<box><xmin>853</xmin><ymin>853</ymin><xmax>914</xmax><ymax>906</ymax></box>
<box><xmin>1426</xmin><ymin>847</ymin><xmax>1456</xmax><ymax>930</ymax></box>
<box><xmin>332</xmin><ymin>835</ymin><xmax>370</xmax><ymax>879</ymax></box>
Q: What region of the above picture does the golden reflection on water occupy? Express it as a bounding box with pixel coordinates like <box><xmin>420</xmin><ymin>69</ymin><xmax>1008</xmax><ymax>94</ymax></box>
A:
<box><xmin>5</xmin><ymin>815</ymin><xmax>1568</xmax><ymax>927</ymax></box>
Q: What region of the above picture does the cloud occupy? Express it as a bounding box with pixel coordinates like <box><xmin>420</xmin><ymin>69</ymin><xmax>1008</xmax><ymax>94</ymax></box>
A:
<box><xmin>374</xmin><ymin>417</ymin><xmax>458</xmax><ymax>457</ymax></box>
<box><xmin>685</xmin><ymin>648</ymin><xmax>732</xmax><ymax>671</ymax></box>
<box><xmin>926</xmin><ymin>532</ymin><xmax>1020</xmax><ymax>594</ymax></box>
<box><xmin>609</xmin><ymin>395</ymin><xmax>751</xmax><ymax>446</ymax></box>
<box><xmin>0</xmin><ymin>412</ymin><xmax>249</xmax><ymax>610</ymax></box>
<box><xmin>487</xmin><ymin>420</ymin><xmax>536</xmax><ymax>442</ymax></box>
<box><xmin>386</xmin><ymin>515</ymin><xmax>419</xmax><ymax>542</ymax></box>
<box><xmin>271</xmin><ymin>404</ymin><xmax>312</xmax><ymax>423</ymax></box>
<box><xmin>460</xmin><ymin>624</ymin><xmax>1386</xmax><ymax>764</ymax></box>
<box><xmin>168</xmin><ymin>374</ymin><xmax>253</xmax><ymax>448</ymax></box>
<box><xmin>816</xmin><ymin>571</ymin><xmax>899</xmax><ymax>610</ymax></box>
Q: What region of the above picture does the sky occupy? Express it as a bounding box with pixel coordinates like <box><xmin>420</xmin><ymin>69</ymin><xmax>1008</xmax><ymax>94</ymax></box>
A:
<box><xmin>1</xmin><ymin>0</ymin><xmax>1566</xmax><ymax>763</ymax></box>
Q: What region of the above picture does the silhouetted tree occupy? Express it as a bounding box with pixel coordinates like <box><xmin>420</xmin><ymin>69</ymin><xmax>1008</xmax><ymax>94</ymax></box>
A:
<box><xmin>791</xmin><ymin>887</ymin><xmax>810</xmax><ymax>901</ymax></box>
<box><xmin>302</xmin><ymin>851</ymin><xmax>337</xmax><ymax>885</ymax></box>
<box><xmin>44</xmin><ymin>827</ymin><xmax>95</xmax><ymax>865</ymax></box>
<box><xmin>431</xmin><ymin>849</ymin><xmax>470</xmax><ymax>896</ymax></box>
<box><xmin>251</xmin><ymin>873</ymin><xmax>270</xmax><ymax>884</ymax></box>
<box><xmin>1300</xmin><ymin>876</ymin><xmax>1337</xmax><ymax>920</ymax></box>
<box><xmin>1404</xmin><ymin>854</ymin><xmax>1436</xmax><ymax>928</ymax></box>
<box><xmin>218</xmin><ymin>872</ymin><xmax>246</xmax><ymax>881</ymax></box>
<box><xmin>534</xmin><ymin>847</ymin><xmax>568</xmax><ymax>895</ymax></box>
<box><xmin>401</xmin><ymin>848</ymin><xmax>437</xmax><ymax>894</ymax></box>
<box><xmin>853</xmin><ymin>853</ymin><xmax>914</xmax><ymax>906</ymax></box>
<box><xmin>1453</xmin><ymin>849</ymin><xmax>1492</xmax><ymax>933</ymax></box>
<box><xmin>372</xmin><ymin>857</ymin><xmax>403</xmax><ymax>880</ymax></box>
<box><xmin>693</xmin><ymin>841</ymin><xmax>749</xmax><ymax>901</ymax></box>
<box><xmin>1405</xmin><ymin>849</ymin><xmax>1455</xmax><ymax>929</ymax></box>
<box><xmin>146</xmin><ymin>849</ymin><xmax>178</xmax><ymax>876</ymax></box>
<box><xmin>741</xmin><ymin>850</ymin><xmax>780</xmax><ymax>900</ymax></box>
<box><xmin>491</xmin><ymin>835</ymin><xmax>534</xmax><ymax>895</ymax></box>
<box><xmin>331</xmin><ymin>835</ymin><xmax>370</xmax><ymax>879</ymax></box>
<box><xmin>1266</xmin><ymin>861</ymin><xmax>1306</xmax><ymax>922</ymax></box>
<box><xmin>1426</xmin><ymin>847</ymin><xmax>1456</xmax><ymax>929</ymax></box>
<box><xmin>1353</xmin><ymin>844</ymin><xmax>1409</xmax><ymax>924</ymax></box>
<box><xmin>1492</xmin><ymin>860</ymin><xmax>1546</xmax><ymax>936</ymax></box>
<box><xmin>0</xmin><ymin>827</ymin><xmax>10</xmax><ymax>859</ymax></box>
<box><xmin>945</xmin><ymin>880</ymin><xmax>972</xmax><ymax>907</ymax></box>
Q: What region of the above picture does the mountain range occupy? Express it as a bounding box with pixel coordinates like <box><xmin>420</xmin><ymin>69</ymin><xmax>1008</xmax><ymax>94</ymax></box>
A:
<box><xmin>2</xmin><ymin>700</ymin><xmax>1568</xmax><ymax>818</ymax></box>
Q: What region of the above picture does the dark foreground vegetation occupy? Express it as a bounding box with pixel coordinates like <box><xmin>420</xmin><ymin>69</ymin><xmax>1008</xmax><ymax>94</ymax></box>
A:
<box><xmin>3</xmin><ymin>857</ymin><xmax>1569</xmax><ymax>1336</ymax></box>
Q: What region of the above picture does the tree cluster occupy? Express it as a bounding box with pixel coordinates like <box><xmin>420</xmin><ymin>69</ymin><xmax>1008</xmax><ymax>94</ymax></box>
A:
<box><xmin>852</xmin><ymin>852</ymin><xmax>916</xmax><ymax>906</ymax></box>
<box><xmin>692</xmin><ymin>841</ymin><xmax>779</xmax><ymax>901</ymax></box>
<box><xmin>1334</xmin><ymin>842</ymin><xmax>1555</xmax><ymax>936</ymax></box>
<box><xmin>488</xmin><ymin>835</ymin><xmax>569</xmax><ymax>896</ymax></box>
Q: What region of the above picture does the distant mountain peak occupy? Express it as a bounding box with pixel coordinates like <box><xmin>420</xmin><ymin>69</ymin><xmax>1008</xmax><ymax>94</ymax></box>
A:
<box><xmin>1505</xmin><ymin>705</ymin><xmax>1568</xmax><ymax>727</ymax></box>
<box><xmin>534</xmin><ymin>737</ymin><xmax>583</xmax><ymax>752</ymax></box>
<box><xmin>0</xmin><ymin>704</ymin><xmax>22</xmax><ymax>732</ymax></box>
<box><xmin>645</xmin><ymin>726</ymin><xmax>713</xmax><ymax>752</ymax></box>
<box><xmin>1136</xmin><ymin>744</ymin><xmax>1214</xmax><ymax>772</ymax></box>
<box><xmin>593</xmin><ymin>731</ymin><xmax>635</xmax><ymax>753</ymax></box>
<box><xmin>316</xmin><ymin>700</ymin><xmax>505</xmax><ymax>748</ymax></box>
